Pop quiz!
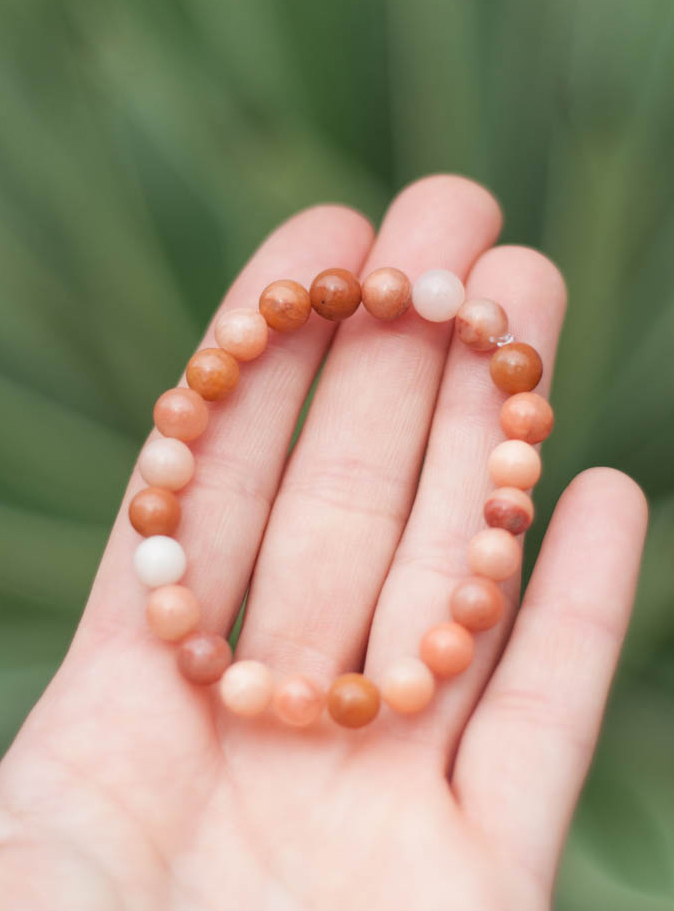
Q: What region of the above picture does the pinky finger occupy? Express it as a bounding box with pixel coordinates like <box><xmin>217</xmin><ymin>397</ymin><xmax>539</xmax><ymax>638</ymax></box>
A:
<box><xmin>452</xmin><ymin>467</ymin><xmax>648</xmax><ymax>892</ymax></box>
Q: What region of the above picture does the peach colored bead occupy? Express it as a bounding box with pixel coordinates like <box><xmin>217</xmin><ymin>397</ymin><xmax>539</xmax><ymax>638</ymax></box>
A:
<box><xmin>214</xmin><ymin>308</ymin><xmax>269</xmax><ymax>361</ymax></box>
<box><xmin>451</xmin><ymin>576</ymin><xmax>505</xmax><ymax>632</ymax></box>
<box><xmin>138</xmin><ymin>438</ymin><xmax>195</xmax><ymax>491</ymax></box>
<box><xmin>272</xmin><ymin>676</ymin><xmax>325</xmax><ymax>727</ymax></box>
<box><xmin>488</xmin><ymin>440</ymin><xmax>542</xmax><ymax>489</ymax></box>
<box><xmin>455</xmin><ymin>298</ymin><xmax>509</xmax><ymax>351</ymax></box>
<box><xmin>327</xmin><ymin>673</ymin><xmax>380</xmax><ymax>728</ymax></box>
<box><xmin>220</xmin><ymin>660</ymin><xmax>274</xmax><ymax>717</ymax></box>
<box><xmin>129</xmin><ymin>486</ymin><xmax>181</xmax><ymax>537</ymax></box>
<box><xmin>499</xmin><ymin>392</ymin><xmax>554</xmax><ymax>444</ymax></box>
<box><xmin>361</xmin><ymin>267</ymin><xmax>412</xmax><ymax>321</ymax></box>
<box><xmin>484</xmin><ymin>487</ymin><xmax>534</xmax><ymax>535</ymax></box>
<box><xmin>467</xmin><ymin>528</ymin><xmax>521</xmax><ymax>581</ymax></box>
<box><xmin>177</xmin><ymin>632</ymin><xmax>232</xmax><ymax>685</ymax></box>
<box><xmin>380</xmin><ymin>657</ymin><xmax>435</xmax><ymax>714</ymax></box>
<box><xmin>419</xmin><ymin>623</ymin><xmax>475</xmax><ymax>677</ymax></box>
<box><xmin>259</xmin><ymin>279</ymin><xmax>311</xmax><ymax>332</ymax></box>
<box><xmin>146</xmin><ymin>584</ymin><xmax>200</xmax><ymax>642</ymax></box>
<box><xmin>153</xmin><ymin>388</ymin><xmax>209</xmax><ymax>442</ymax></box>
<box><xmin>490</xmin><ymin>342</ymin><xmax>543</xmax><ymax>394</ymax></box>
<box><xmin>186</xmin><ymin>348</ymin><xmax>239</xmax><ymax>401</ymax></box>
<box><xmin>310</xmin><ymin>268</ymin><xmax>361</xmax><ymax>321</ymax></box>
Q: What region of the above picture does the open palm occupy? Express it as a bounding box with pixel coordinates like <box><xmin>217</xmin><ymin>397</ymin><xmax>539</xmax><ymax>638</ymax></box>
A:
<box><xmin>0</xmin><ymin>176</ymin><xmax>647</xmax><ymax>910</ymax></box>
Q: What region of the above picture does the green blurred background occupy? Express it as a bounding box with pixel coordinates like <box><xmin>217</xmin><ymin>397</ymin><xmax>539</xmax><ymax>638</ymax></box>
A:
<box><xmin>1</xmin><ymin>0</ymin><xmax>673</xmax><ymax>906</ymax></box>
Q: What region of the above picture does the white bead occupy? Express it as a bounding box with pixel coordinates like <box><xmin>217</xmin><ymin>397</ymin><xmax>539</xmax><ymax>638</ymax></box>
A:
<box><xmin>134</xmin><ymin>536</ymin><xmax>187</xmax><ymax>587</ymax></box>
<box><xmin>412</xmin><ymin>269</ymin><xmax>465</xmax><ymax>322</ymax></box>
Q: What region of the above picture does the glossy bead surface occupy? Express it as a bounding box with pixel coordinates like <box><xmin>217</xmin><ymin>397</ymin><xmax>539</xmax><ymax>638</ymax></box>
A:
<box><xmin>419</xmin><ymin>623</ymin><xmax>474</xmax><ymax>677</ymax></box>
<box><xmin>327</xmin><ymin>673</ymin><xmax>380</xmax><ymax>728</ymax></box>
<box><xmin>134</xmin><ymin>535</ymin><xmax>187</xmax><ymax>587</ymax></box>
<box><xmin>484</xmin><ymin>487</ymin><xmax>534</xmax><ymax>535</ymax></box>
<box><xmin>455</xmin><ymin>298</ymin><xmax>509</xmax><ymax>351</ymax></box>
<box><xmin>220</xmin><ymin>660</ymin><xmax>274</xmax><ymax>716</ymax></box>
<box><xmin>467</xmin><ymin>528</ymin><xmax>521</xmax><ymax>581</ymax></box>
<box><xmin>214</xmin><ymin>308</ymin><xmax>269</xmax><ymax>361</ymax></box>
<box><xmin>380</xmin><ymin>657</ymin><xmax>435</xmax><ymax>713</ymax></box>
<box><xmin>177</xmin><ymin>632</ymin><xmax>232</xmax><ymax>685</ymax></box>
<box><xmin>309</xmin><ymin>268</ymin><xmax>361</xmax><ymax>321</ymax></box>
<box><xmin>450</xmin><ymin>576</ymin><xmax>505</xmax><ymax>632</ymax></box>
<box><xmin>138</xmin><ymin>438</ymin><xmax>195</xmax><ymax>491</ymax></box>
<box><xmin>361</xmin><ymin>267</ymin><xmax>411</xmax><ymax>321</ymax></box>
<box><xmin>499</xmin><ymin>392</ymin><xmax>554</xmax><ymax>444</ymax></box>
<box><xmin>488</xmin><ymin>440</ymin><xmax>542</xmax><ymax>489</ymax></box>
<box><xmin>259</xmin><ymin>279</ymin><xmax>311</xmax><ymax>332</ymax></box>
<box><xmin>490</xmin><ymin>342</ymin><xmax>543</xmax><ymax>393</ymax></box>
<box><xmin>154</xmin><ymin>388</ymin><xmax>209</xmax><ymax>442</ymax></box>
<box><xmin>146</xmin><ymin>584</ymin><xmax>200</xmax><ymax>642</ymax></box>
<box><xmin>129</xmin><ymin>487</ymin><xmax>181</xmax><ymax>537</ymax></box>
<box><xmin>272</xmin><ymin>676</ymin><xmax>325</xmax><ymax>727</ymax></box>
<box><xmin>186</xmin><ymin>348</ymin><xmax>239</xmax><ymax>401</ymax></box>
<box><xmin>412</xmin><ymin>269</ymin><xmax>465</xmax><ymax>322</ymax></box>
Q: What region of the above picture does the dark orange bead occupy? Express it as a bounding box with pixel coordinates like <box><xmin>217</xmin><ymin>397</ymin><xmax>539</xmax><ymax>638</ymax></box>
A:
<box><xmin>327</xmin><ymin>673</ymin><xmax>380</xmax><ymax>728</ymax></box>
<box><xmin>259</xmin><ymin>279</ymin><xmax>311</xmax><ymax>332</ymax></box>
<box><xmin>186</xmin><ymin>348</ymin><xmax>239</xmax><ymax>401</ymax></box>
<box><xmin>129</xmin><ymin>487</ymin><xmax>181</xmax><ymax>537</ymax></box>
<box><xmin>310</xmin><ymin>268</ymin><xmax>361</xmax><ymax>321</ymax></box>
<box><xmin>177</xmin><ymin>632</ymin><xmax>232</xmax><ymax>685</ymax></box>
<box><xmin>490</xmin><ymin>343</ymin><xmax>543</xmax><ymax>394</ymax></box>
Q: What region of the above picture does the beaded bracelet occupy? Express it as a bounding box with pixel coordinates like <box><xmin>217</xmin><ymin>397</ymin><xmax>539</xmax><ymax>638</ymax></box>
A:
<box><xmin>130</xmin><ymin>266</ymin><xmax>552</xmax><ymax>729</ymax></box>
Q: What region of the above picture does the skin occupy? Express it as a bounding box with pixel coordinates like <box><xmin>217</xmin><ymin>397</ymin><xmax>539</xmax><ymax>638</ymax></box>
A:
<box><xmin>0</xmin><ymin>175</ymin><xmax>648</xmax><ymax>910</ymax></box>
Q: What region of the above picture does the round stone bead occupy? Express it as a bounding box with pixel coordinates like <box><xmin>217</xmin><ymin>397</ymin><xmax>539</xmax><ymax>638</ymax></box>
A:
<box><xmin>380</xmin><ymin>657</ymin><xmax>435</xmax><ymax>714</ymax></box>
<box><xmin>412</xmin><ymin>269</ymin><xmax>465</xmax><ymax>322</ymax></box>
<box><xmin>419</xmin><ymin>623</ymin><xmax>474</xmax><ymax>677</ymax></box>
<box><xmin>214</xmin><ymin>308</ymin><xmax>269</xmax><ymax>361</ymax></box>
<box><xmin>272</xmin><ymin>676</ymin><xmax>325</xmax><ymax>727</ymax></box>
<box><xmin>129</xmin><ymin>486</ymin><xmax>181</xmax><ymax>537</ymax></box>
<box><xmin>327</xmin><ymin>673</ymin><xmax>380</xmax><ymax>728</ymax></box>
<box><xmin>259</xmin><ymin>279</ymin><xmax>311</xmax><ymax>332</ymax></box>
<box><xmin>484</xmin><ymin>487</ymin><xmax>534</xmax><ymax>535</ymax></box>
<box><xmin>310</xmin><ymin>268</ymin><xmax>361</xmax><ymax>321</ymax></box>
<box><xmin>490</xmin><ymin>342</ymin><xmax>543</xmax><ymax>394</ymax></box>
<box><xmin>361</xmin><ymin>267</ymin><xmax>412</xmax><ymax>321</ymax></box>
<box><xmin>134</xmin><ymin>535</ymin><xmax>187</xmax><ymax>587</ymax></box>
<box><xmin>154</xmin><ymin>388</ymin><xmax>209</xmax><ymax>442</ymax></box>
<box><xmin>467</xmin><ymin>528</ymin><xmax>521</xmax><ymax>581</ymax></box>
<box><xmin>186</xmin><ymin>348</ymin><xmax>239</xmax><ymax>401</ymax></box>
<box><xmin>450</xmin><ymin>576</ymin><xmax>505</xmax><ymax>632</ymax></box>
<box><xmin>146</xmin><ymin>584</ymin><xmax>200</xmax><ymax>642</ymax></box>
<box><xmin>488</xmin><ymin>440</ymin><xmax>542</xmax><ymax>489</ymax></box>
<box><xmin>455</xmin><ymin>298</ymin><xmax>509</xmax><ymax>351</ymax></box>
<box><xmin>138</xmin><ymin>438</ymin><xmax>195</xmax><ymax>491</ymax></box>
<box><xmin>177</xmin><ymin>631</ymin><xmax>232</xmax><ymax>685</ymax></box>
<box><xmin>499</xmin><ymin>392</ymin><xmax>554</xmax><ymax>444</ymax></box>
<box><xmin>220</xmin><ymin>660</ymin><xmax>274</xmax><ymax>717</ymax></box>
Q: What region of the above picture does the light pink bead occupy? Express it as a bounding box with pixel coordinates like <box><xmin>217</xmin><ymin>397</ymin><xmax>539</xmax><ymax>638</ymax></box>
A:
<box><xmin>138</xmin><ymin>438</ymin><xmax>195</xmax><ymax>491</ymax></box>
<box><xmin>272</xmin><ymin>676</ymin><xmax>325</xmax><ymax>727</ymax></box>
<box><xmin>219</xmin><ymin>660</ymin><xmax>273</xmax><ymax>717</ymax></box>
<box><xmin>412</xmin><ymin>269</ymin><xmax>465</xmax><ymax>322</ymax></box>
<box><xmin>153</xmin><ymin>388</ymin><xmax>209</xmax><ymax>442</ymax></box>
<box><xmin>380</xmin><ymin>657</ymin><xmax>435</xmax><ymax>714</ymax></box>
<box><xmin>455</xmin><ymin>298</ymin><xmax>509</xmax><ymax>351</ymax></box>
<box><xmin>467</xmin><ymin>528</ymin><xmax>521</xmax><ymax>581</ymax></box>
<box><xmin>214</xmin><ymin>308</ymin><xmax>269</xmax><ymax>361</ymax></box>
<box><xmin>488</xmin><ymin>440</ymin><xmax>542</xmax><ymax>489</ymax></box>
<box><xmin>146</xmin><ymin>584</ymin><xmax>200</xmax><ymax>641</ymax></box>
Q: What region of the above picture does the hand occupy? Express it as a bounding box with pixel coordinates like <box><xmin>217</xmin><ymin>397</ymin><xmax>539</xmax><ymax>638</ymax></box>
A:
<box><xmin>0</xmin><ymin>175</ymin><xmax>647</xmax><ymax>911</ymax></box>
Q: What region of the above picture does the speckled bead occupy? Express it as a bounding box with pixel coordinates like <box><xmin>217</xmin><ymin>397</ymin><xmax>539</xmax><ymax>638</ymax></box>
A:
<box><xmin>259</xmin><ymin>279</ymin><xmax>311</xmax><ymax>332</ymax></box>
<box><xmin>153</xmin><ymin>388</ymin><xmax>209</xmax><ymax>442</ymax></box>
<box><xmin>484</xmin><ymin>487</ymin><xmax>534</xmax><ymax>535</ymax></box>
<box><xmin>186</xmin><ymin>348</ymin><xmax>239</xmax><ymax>401</ymax></box>
<box><xmin>455</xmin><ymin>298</ymin><xmax>509</xmax><ymax>351</ymax></box>
<box><xmin>361</xmin><ymin>267</ymin><xmax>412</xmax><ymax>321</ymax></box>
<box><xmin>499</xmin><ymin>392</ymin><xmax>554</xmax><ymax>444</ymax></box>
<box><xmin>310</xmin><ymin>268</ymin><xmax>361</xmax><ymax>321</ymax></box>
